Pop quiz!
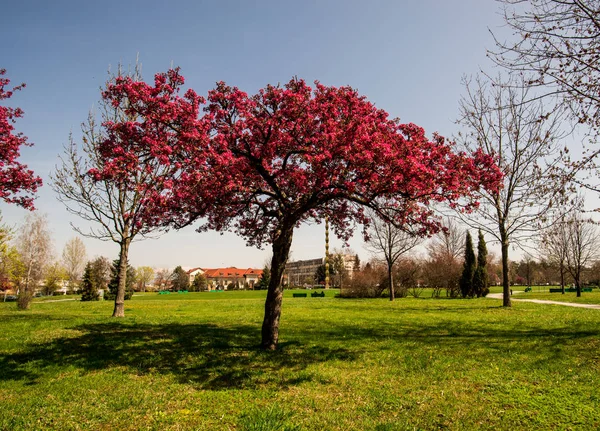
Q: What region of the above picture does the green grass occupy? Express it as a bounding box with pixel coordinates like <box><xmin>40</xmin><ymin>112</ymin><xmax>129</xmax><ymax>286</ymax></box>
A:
<box><xmin>1</xmin><ymin>291</ymin><xmax>600</xmax><ymax>430</ymax></box>
<box><xmin>517</xmin><ymin>290</ymin><xmax>600</xmax><ymax>305</ymax></box>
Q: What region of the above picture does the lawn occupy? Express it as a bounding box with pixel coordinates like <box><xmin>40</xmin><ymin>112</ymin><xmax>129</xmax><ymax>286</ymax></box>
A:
<box><xmin>1</xmin><ymin>291</ymin><xmax>599</xmax><ymax>430</ymax></box>
<box><xmin>515</xmin><ymin>290</ymin><xmax>600</xmax><ymax>305</ymax></box>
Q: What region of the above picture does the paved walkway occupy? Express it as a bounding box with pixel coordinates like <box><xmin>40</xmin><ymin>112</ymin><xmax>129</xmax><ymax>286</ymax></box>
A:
<box><xmin>487</xmin><ymin>292</ymin><xmax>600</xmax><ymax>309</ymax></box>
<box><xmin>34</xmin><ymin>298</ymin><xmax>77</xmax><ymax>303</ymax></box>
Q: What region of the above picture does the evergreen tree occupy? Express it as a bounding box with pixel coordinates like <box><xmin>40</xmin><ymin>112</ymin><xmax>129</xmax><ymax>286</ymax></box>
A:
<box><xmin>459</xmin><ymin>231</ymin><xmax>476</xmax><ymax>298</ymax></box>
<box><xmin>473</xmin><ymin>229</ymin><xmax>489</xmax><ymax>297</ymax></box>
<box><xmin>106</xmin><ymin>259</ymin><xmax>135</xmax><ymax>300</ymax></box>
<box><xmin>256</xmin><ymin>265</ymin><xmax>271</xmax><ymax>290</ymax></box>
<box><xmin>191</xmin><ymin>273</ymin><xmax>207</xmax><ymax>292</ymax></box>
<box><xmin>171</xmin><ymin>266</ymin><xmax>190</xmax><ymax>291</ymax></box>
<box><xmin>80</xmin><ymin>262</ymin><xmax>100</xmax><ymax>301</ymax></box>
<box><xmin>314</xmin><ymin>264</ymin><xmax>336</xmax><ymax>285</ymax></box>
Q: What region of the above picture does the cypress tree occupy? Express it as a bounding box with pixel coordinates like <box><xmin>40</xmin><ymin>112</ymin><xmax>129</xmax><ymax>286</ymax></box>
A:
<box><xmin>459</xmin><ymin>231</ymin><xmax>476</xmax><ymax>298</ymax></box>
<box><xmin>473</xmin><ymin>229</ymin><xmax>489</xmax><ymax>297</ymax></box>
<box><xmin>80</xmin><ymin>262</ymin><xmax>100</xmax><ymax>301</ymax></box>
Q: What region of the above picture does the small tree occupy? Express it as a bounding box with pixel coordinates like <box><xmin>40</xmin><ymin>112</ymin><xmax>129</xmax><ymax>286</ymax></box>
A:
<box><xmin>89</xmin><ymin>256</ymin><xmax>111</xmax><ymax>294</ymax></box>
<box><xmin>62</xmin><ymin>237</ymin><xmax>87</xmax><ymax>289</ymax></box>
<box><xmin>473</xmin><ymin>230</ymin><xmax>489</xmax><ymax>297</ymax></box>
<box><xmin>154</xmin><ymin>269</ymin><xmax>171</xmax><ymax>291</ymax></box>
<box><xmin>134</xmin><ymin>266</ymin><xmax>154</xmax><ymax>292</ymax></box>
<box><xmin>106</xmin><ymin>259</ymin><xmax>135</xmax><ymax>300</ymax></box>
<box><xmin>171</xmin><ymin>266</ymin><xmax>189</xmax><ymax>291</ymax></box>
<box><xmin>425</xmin><ymin>218</ymin><xmax>463</xmax><ymax>298</ymax></box>
<box><xmin>565</xmin><ymin>214</ymin><xmax>599</xmax><ymax>297</ymax></box>
<box><xmin>191</xmin><ymin>273</ymin><xmax>207</xmax><ymax>291</ymax></box>
<box><xmin>365</xmin><ymin>210</ymin><xmax>422</xmax><ymax>301</ymax></box>
<box><xmin>0</xmin><ymin>69</ymin><xmax>42</xmax><ymax>209</ymax></box>
<box><xmin>459</xmin><ymin>231</ymin><xmax>476</xmax><ymax>298</ymax></box>
<box><xmin>80</xmin><ymin>261</ymin><xmax>100</xmax><ymax>301</ymax></box>
<box><xmin>15</xmin><ymin>212</ymin><xmax>53</xmax><ymax>309</ymax></box>
<box><xmin>256</xmin><ymin>265</ymin><xmax>271</xmax><ymax>290</ymax></box>
<box><xmin>540</xmin><ymin>215</ymin><xmax>570</xmax><ymax>293</ymax></box>
<box><xmin>42</xmin><ymin>262</ymin><xmax>66</xmax><ymax>296</ymax></box>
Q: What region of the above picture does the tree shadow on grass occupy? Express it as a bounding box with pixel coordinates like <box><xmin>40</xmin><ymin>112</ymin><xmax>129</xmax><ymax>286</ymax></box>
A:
<box><xmin>0</xmin><ymin>322</ymin><xmax>358</xmax><ymax>389</ymax></box>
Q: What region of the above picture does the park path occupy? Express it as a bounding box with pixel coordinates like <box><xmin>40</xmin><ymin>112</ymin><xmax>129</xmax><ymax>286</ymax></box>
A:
<box><xmin>487</xmin><ymin>292</ymin><xmax>600</xmax><ymax>310</ymax></box>
<box><xmin>34</xmin><ymin>298</ymin><xmax>77</xmax><ymax>303</ymax></box>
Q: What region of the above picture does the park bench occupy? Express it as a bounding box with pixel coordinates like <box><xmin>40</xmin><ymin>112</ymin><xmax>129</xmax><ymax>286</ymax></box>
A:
<box><xmin>311</xmin><ymin>291</ymin><xmax>325</xmax><ymax>297</ymax></box>
<box><xmin>177</xmin><ymin>290</ymin><xmax>189</xmax><ymax>294</ymax></box>
<box><xmin>293</xmin><ymin>293</ymin><xmax>307</xmax><ymax>298</ymax></box>
<box><xmin>524</xmin><ymin>287</ymin><xmax>532</xmax><ymax>292</ymax></box>
<box><xmin>158</xmin><ymin>291</ymin><xmax>171</xmax><ymax>295</ymax></box>
<box><xmin>549</xmin><ymin>287</ymin><xmax>593</xmax><ymax>293</ymax></box>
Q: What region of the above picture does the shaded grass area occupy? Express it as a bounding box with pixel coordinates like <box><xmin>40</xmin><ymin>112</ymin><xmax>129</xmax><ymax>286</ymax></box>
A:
<box><xmin>1</xmin><ymin>294</ymin><xmax>599</xmax><ymax>430</ymax></box>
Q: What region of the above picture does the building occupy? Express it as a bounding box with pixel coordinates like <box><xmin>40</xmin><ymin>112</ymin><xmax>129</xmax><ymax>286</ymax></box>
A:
<box><xmin>285</xmin><ymin>254</ymin><xmax>358</xmax><ymax>287</ymax></box>
<box><xmin>187</xmin><ymin>267</ymin><xmax>263</xmax><ymax>290</ymax></box>
<box><xmin>284</xmin><ymin>258</ymin><xmax>324</xmax><ymax>287</ymax></box>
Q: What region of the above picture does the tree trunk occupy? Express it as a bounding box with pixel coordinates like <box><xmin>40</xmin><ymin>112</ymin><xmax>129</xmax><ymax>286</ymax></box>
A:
<box><xmin>261</xmin><ymin>225</ymin><xmax>294</xmax><ymax>350</ymax></box>
<box><xmin>500</xmin><ymin>231</ymin><xmax>511</xmax><ymax>307</ymax></box>
<box><xmin>560</xmin><ymin>262</ymin><xmax>565</xmax><ymax>294</ymax></box>
<box><xmin>388</xmin><ymin>262</ymin><xmax>395</xmax><ymax>301</ymax></box>
<box><xmin>112</xmin><ymin>237</ymin><xmax>131</xmax><ymax>318</ymax></box>
<box><xmin>576</xmin><ymin>273</ymin><xmax>581</xmax><ymax>297</ymax></box>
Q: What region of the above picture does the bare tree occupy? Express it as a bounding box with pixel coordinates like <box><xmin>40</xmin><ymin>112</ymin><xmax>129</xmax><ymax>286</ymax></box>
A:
<box><xmin>365</xmin><ymin>211</ymin><xmax>421</xmax><ymax>301</ymax></box>
<box><xmin>426</xmin><ymin>218</ymin><xmax>464</xmax><ymax>297</ymax></box>
<box><xmin>15</xmin><ymin>212</ymin><xmax>53</xmax><ymax>309</ymax></box>
<box><xmin>51</xmin><ymin>65</ymin><xmax>172</xmax><ymax>317</ymax></box>
<box><xmin>456</xmin><ymin>74</ymin><xmax>563</xmax><ymax>307</ymax></box>
<box><xmin>491</xmin><ymin>0</ymin><xmax>600</xmax><ymax>132</ymax></box>
<box><xmin>540</xmin><ymin>215</ymin><xmax>570</xmax><ymax>293</ymax></box>
<box><xmin>62</xmin><ymin>237</ymin><xmax>87</xmax><ymax>289</ymax></box>
<box><xmin>154</xmin><ymin>268</ymin><xmax>171</xmax><ymax>291</ymax></box>
<box><xmin>565</xmin><ymin>214</ymin><xmax>599</xmax><ymax>296</ymax></box>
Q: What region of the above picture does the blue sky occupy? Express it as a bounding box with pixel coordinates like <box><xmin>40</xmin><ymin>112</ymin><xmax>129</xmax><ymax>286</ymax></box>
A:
<box><xmin>1</xmin><ymin>0</ymin><xmax>510</xmax><ymax>269</ymax></box>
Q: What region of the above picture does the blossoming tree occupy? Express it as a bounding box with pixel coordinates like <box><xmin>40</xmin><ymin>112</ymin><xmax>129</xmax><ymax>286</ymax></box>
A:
<box><xmin>101</xmin><ymin>72</ymin><xmax>503</xmax><ymax>349</ymax></box>
<box><xmin>52</xmin><ymin>68</ymin><xmax>207</xmax><ymax>317</ymax></box>
<box><xmin>0</xmin><ymin>69</ymin><xmax>42</xmax><ymax>209</ymax></box>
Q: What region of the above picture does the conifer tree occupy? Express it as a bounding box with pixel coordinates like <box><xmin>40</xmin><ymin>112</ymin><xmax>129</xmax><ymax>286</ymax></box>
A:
<box><xmin>80</xmin><ymin>262</ymin><xmax>99</xmax><ymax>301</ymax></box>
<box><xmin>473</xmin><ymin>229</ymin><xmax>489</xmax><ymax>297</ymax></box>
<box><xmin>106</xmin><ymin>259</ymin><xmax>135</xmax><ymax>300</ymax></box>
<box><xmin>459</xmin><ymin>231</ymin><xmax>476</xmax><ymax>298</ymax></box>
<box><xmin>171</xmin><ymin>266</ymin><xmax>190</xmax><ymax>291</ymax></box>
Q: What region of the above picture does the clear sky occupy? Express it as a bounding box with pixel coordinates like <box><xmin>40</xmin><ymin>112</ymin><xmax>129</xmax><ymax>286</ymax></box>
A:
<box><xmin>1</xmin><ymin>0</ymin><xmax>511</xmax><ymax>269</ymax></box>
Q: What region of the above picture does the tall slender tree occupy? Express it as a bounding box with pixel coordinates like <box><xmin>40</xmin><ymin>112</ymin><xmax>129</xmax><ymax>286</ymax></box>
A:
<box><xmin>473</xmin><ymin>229</ymin><xmax>488</xmax><ymax>297</ymax></box>
<box><xmin>460</xmin><ymin>231</ymin><xmax>476</xmax><ymax>298</ymax></box>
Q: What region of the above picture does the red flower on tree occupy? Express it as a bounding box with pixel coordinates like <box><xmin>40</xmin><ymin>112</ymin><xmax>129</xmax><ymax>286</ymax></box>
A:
<box><xmin>0</xmin><ymin>69</ymin><xmax>42</xmax><ymax>209</ymax></box>
<box><xmin>100</xmin><ymin>72</ymin><xmax>503</xmax><ymax>349</ymax></box>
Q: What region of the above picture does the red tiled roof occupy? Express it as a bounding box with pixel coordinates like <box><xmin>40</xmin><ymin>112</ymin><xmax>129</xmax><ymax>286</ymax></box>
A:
<box><xmin>190</xmin><ymin>267</ymin><xmax>263</xmax><ymax>278</ymax></box>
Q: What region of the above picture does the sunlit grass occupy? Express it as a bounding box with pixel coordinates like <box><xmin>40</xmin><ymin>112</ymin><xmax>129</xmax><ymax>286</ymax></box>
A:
<box><xmin>1</xmin><ymin>291</ymin><xmax>599</xmax><ymax>430</ymax></box>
